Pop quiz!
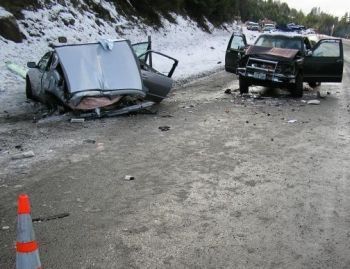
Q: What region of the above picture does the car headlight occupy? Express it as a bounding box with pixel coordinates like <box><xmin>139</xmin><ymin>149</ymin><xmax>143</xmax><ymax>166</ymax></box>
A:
<box><xmin>276</xmin><ymin>63</ymin><xmax>294</xmax><ymax>75</ymax></box>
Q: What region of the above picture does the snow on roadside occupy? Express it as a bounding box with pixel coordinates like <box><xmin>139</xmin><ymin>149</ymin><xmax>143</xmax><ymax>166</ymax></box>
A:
<box><xmin>0</xmin><ymin>7</ymin><xmax>12</xmax><ymax>18</ymax></box>
<box><xmin>0</xmin><ymin>2</ymin><xmax>241</xmax><ymax>89</ymax></box>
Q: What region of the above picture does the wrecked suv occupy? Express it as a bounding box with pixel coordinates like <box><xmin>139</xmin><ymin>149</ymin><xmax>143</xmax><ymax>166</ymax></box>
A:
<box><xmin>225</xmin><ymin>33</ymin><xmax>344</xmax><ymax>97</ymax></box>
<box><xmin>25</xmin><ymin>39</ymin><xmax>178</xmax><ymax>117</ymax></box>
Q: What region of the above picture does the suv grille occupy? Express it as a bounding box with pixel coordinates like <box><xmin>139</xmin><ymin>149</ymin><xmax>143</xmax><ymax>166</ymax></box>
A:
<box><xmin>247</xmin><ymin>57</ymin><xmax>277</xmax><ymax>72</ymax></box>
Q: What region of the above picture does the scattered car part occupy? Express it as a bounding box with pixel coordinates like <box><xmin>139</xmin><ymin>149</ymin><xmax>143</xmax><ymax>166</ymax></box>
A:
<box><xmin>6</xmin><ymin>61</ymin><xmax>27</xmax><ymax>79</ymax></box>
<box><xmin>124</xmin><ymin>175</ymin><xmax>135</xmax><ymax>181</ymax></box>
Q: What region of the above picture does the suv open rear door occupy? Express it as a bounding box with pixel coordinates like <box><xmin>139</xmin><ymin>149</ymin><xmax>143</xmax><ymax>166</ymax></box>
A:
<box><xmin>304</xmin><ymin>39</ymin><xmax>344</xmax><ymax>82</ymax></box>
<box><xmin>225</xmin><ymin>33</ymin><xmax>247</xmax><ymax>73</ymax></box>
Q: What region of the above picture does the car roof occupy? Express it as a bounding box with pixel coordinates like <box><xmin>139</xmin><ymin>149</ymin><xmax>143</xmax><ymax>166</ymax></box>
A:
<box><xmin>258</xmin><ymin>33</ymin><xmax>306</xmax><ymax>39</ymax></box>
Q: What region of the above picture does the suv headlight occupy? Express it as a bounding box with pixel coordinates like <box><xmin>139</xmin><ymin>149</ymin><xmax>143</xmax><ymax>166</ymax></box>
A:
<box><xmin>276</xmin><ymin>63</ymin><xmax>294</xmax><ymax>75</ymax></box>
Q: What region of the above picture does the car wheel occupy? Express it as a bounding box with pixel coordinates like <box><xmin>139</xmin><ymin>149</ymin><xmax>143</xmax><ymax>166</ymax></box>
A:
<box><xmin>292</xmin><ymin>73</ymin><xmax>303</xmax><ymax>98</ymax></box>
<box><xmin>239</xmin><ymin>76</ymin><xmax>249</xmax><ymax>94</ymax></box>
<box><xmin>25</xmin><ymin>77</ymin><xmax>34</xmax><ymax>99</ymax></box>
<box><xmin>308</xmin><ymin>82</ymin><xmax>321</xmax><ymax>88</ymax></box>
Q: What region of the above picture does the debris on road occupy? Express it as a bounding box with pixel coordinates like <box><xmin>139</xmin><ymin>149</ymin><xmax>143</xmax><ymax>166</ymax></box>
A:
<box><xmin>11</xmin><ymin>151</ymin><xmax>35</xmax><ymax>160</ymax></box>
<box><xmin>36</xmin><ymin>114</ymin><xmax>70</xmax><ymax>125</ymax></box>
<box><xmin>307</xmin><ymin>100</ymin><xmax>321</xmax><ymax>105</ymax></box>
<box><xmin>83</xmin><ymin>139</ymin><xmax>96</xmax><ymax>144</ymax></box>
<box><xmin>83</xmin><ymin>207</ymin><xmax>102</xmax><ymax>213</ymax></box>
<box><xmin>287</xmin><ymin>119</ymin><xmax>298</xmax><ymax>123</ymax></box>
<box><xmin>160</xmin><ymin>114</ymin><xmax>173</xmax><ymax>118</ymax></box>
<box><xmin>224</xmin><ymin>89</ymin><xmax>232</xmax><ymax>94</ymax></box>
<box><xmin>125</xmin><ymin>175</ymin><xmax>135</xmax><ymax>181</ymax></box>
<box><xmin>70</xmin><ymin>118</ymin><xmax>85</xmax><ymax>123</ymax></box>
<box><xmin>2</xmin><ymin>226</ymin><xmax>10</xmax><ymax>230</ymax></box>
<box><xmin>5</xmin><ymin>61</ymin><xmax>27</xmax><ymax>79</ymax></box>
<box><xmin>159</xmin><ymin>126</ymin><xmax>171</xmax><ymax>132</ymax></box>
<box><xmin>32</xmin><ymin>213</ymin><xmax>70</xmax><ymax>223</ymax></box>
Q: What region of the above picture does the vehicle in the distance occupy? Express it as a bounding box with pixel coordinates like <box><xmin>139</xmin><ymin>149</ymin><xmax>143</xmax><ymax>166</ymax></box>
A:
<box><xmin>262</xmin><ymin>23</ymin><xmax>276</xmax><ymax>32</ymax></box>
<box><xmin>25</xmin><ymin>39</ymin><xmax>178</xmax><ymax>117</ymax></box>
<box><xmin>246</xmin><ymin>22</ymin><xmax>260</xmax><ymax>31</ymax></box>
<box><xmin>225</xmin><ymin>33</ymin><xmax>344</xmax><ymax>97</ymax></box>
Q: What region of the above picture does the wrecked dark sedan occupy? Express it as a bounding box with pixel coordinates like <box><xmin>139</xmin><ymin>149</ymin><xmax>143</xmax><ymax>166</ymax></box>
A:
<box><xmin>225</xmin><ymin>33</ymin><xmax>344</xmax><ymax>97</ymax></box>
<box><xmin>25</xmin><ymin>39</ymin><xmax>178</xmax><ymax>117</ymax></box>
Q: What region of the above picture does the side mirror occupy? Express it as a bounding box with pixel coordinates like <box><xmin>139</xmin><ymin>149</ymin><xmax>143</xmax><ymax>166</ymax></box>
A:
<box><xmin>27</xmin><ymin>62</ymin><xmax>37</xmax><ymax>68</ymax></box>
<box><xmin>305</xmin><ymin>50</ymin><xmax>313</xmax><ymax>57</ymax></box>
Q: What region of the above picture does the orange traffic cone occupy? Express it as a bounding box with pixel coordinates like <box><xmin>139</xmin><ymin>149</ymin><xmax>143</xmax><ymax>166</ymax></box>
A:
<box><xmin>16</xmin><ymin>194</ymin><xmax>42</xmax><ymax>269</ymax></box>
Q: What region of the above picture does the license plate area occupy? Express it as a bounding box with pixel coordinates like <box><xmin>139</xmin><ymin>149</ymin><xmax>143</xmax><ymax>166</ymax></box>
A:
<box><xmin>253</xmin><ymin>72</ymin><xmax>267</xmax><ymax>80</ymax></box>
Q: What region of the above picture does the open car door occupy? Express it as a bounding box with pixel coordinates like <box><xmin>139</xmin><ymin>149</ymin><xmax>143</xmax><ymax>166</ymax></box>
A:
<box><xmin>132</xmin><ymin>37</ymin><xmax>179</xmax><ymax>102</ymax></box>
<box><xmin>304</xmin><ymin>39</ymin><xmax>344</xmax><ymax>83</ymax></box>
<box><xmin>225</xmin><ymin>33</ymin><xmax>247</xmax><ymax>73</ymax></box>
<box><xmin>138</xmin><ymin>50</ymin><xmax>179</xmax><ymax>102</ymax></box>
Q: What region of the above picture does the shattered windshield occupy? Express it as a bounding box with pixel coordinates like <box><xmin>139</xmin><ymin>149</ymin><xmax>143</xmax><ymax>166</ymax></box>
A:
<box><xmin>255</xmin><ymin>36</ymin><xmax>302</xmax><ymax>50</ymax></box>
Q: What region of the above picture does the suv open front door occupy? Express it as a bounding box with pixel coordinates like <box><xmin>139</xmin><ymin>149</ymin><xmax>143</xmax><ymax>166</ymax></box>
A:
<box><xmin>304</xmin><ymin>39</ymin><xmax>344</xmax><ymax>83</ymax></box>
<box><xmin>225</xmin><ymin>33</ymin><xmax>247</xmax><ymax>73</ymax></box>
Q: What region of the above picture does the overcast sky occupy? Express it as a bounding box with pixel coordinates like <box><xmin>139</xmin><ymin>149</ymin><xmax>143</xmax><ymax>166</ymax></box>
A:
<box><xmin>284</xmin><ymin>0</ymin><xmax>349</xmax><ymax>17</ymax></box>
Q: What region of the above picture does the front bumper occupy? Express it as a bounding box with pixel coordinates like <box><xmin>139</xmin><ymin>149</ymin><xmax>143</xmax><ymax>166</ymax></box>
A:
<box><xmin>237</xmin><ymin>67</ymin><xmax>296</xmax><ymax>84</ymax></box>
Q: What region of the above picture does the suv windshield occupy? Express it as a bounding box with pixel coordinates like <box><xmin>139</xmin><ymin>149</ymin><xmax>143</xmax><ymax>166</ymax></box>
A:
<box><xmin>255</xmin><ymin>36</ymin><xmax>302</xmax><ymax>50</ymax></box>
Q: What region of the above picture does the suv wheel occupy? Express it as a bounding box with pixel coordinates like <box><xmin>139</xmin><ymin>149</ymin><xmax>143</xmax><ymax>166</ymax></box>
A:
<box><xmin>239</xmin><ymin>76</ymin><xmax>249</xmax><ymax>94</ymax></box>
<box><xmin>308</xmin><ymin>82</ymin><xmax>321</xmax><ymax>88</ymax></box>
<box><xmin>292</xmin><ymin>73</ymin><xmax>303</xmax><ymax>98</ymax></box>
<box><xmin>25</xmin><ymin>77</ymin><xmax>33</xmax><ymax>99</ymax></box>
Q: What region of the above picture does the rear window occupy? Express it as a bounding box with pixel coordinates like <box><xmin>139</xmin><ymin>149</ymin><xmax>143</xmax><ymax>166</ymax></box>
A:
<box><xmin>255</xmin><ymin>36</ymin><xmax>302</xmax><ymax>50</ymax></box>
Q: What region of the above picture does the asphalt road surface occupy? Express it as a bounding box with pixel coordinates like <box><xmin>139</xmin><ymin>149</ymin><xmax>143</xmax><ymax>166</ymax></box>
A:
<box><xmin>1</xmin><ymin>41</ymin><xmax>350</xmax><ymax>268</ymax></box>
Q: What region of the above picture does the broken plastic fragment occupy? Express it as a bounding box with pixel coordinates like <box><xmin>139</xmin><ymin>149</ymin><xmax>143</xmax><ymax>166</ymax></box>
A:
<box><xmin>5</xmin><ymin>61</ymin><xmax>27</xmax><ymax>79</ymax></box>
<box><xmin>307</xmin><ymin>100</ymin><xmax>321</xmax><ymax>105</ymax></box>
<box><xmin>125</xmin><ymin>175</ymin><xmax>135</xmax><ymax>181</ymax></box>
<box><xmin>70</xmin><ymin>118</ymin><xmax>85</xmax><ymax>123</ymax></box>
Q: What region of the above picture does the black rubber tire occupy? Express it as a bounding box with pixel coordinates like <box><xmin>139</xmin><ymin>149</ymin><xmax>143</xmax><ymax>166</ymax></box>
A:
<box><xmin>308</xmin><ymin>82</ymin><xmax>321</xmax><ymax>88</ymax></box>
<box><xmin>239</xmin><ymin>76</ymin><xmax>249</xmax><ymax>94</ymax></box>
<box><xmin>291</xmin><ymin>73</ymin><xmax>303</xmax><ymax>98</ymax></box>
<box><xmin>25</xmin><ymin>77</ymin><xmax>34</xmax><ymax>99</ymax></box>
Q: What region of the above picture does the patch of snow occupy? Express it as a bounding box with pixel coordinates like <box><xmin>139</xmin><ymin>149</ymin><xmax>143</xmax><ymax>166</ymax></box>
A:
<box><xmin>0</xmin><ymin>2</ymin><xmax>244</xmax><ymax>87</ymax></box>
<box><xmin>0</xmin><ymin>7</ymin><xmax>12</xmax><ymax>18</ymax></box>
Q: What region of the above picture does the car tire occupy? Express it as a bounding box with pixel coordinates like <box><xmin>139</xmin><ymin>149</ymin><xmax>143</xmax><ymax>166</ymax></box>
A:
<box><xmin>25</xmin><ymin>77</ymin><xmax>34</xmax><ymax>100</ymax></box>
<box><xmin>308</xmin><ymin>82</ymin><xmax>321</xmax><ymax>88</ymax></box>
<box><xmin>239</xmin><ymin>76</ymin><xmax>249</xmax><ymax>94</ymax></box>
<box><xmin>292</xmin><ymin>73</ymin><xmax>303</xmax><ymax>98</ymax></box>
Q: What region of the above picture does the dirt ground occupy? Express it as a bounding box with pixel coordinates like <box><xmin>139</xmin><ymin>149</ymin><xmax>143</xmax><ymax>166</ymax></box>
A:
<box><xmin>0</xmin><ymin>42</ymin><xmax>350</xmax><ymax>268</ymax></box>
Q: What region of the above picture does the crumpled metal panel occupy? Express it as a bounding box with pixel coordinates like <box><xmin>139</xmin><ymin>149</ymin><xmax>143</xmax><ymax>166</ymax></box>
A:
<box><xmin>246</xmin><ymin>45</ymin><xmax>299</xmax><ymax>60</ymax></box>
<box><xmin>55</xmin><ymin>40</ymin><xmax>144</xmax><ymax>95</ymax></box>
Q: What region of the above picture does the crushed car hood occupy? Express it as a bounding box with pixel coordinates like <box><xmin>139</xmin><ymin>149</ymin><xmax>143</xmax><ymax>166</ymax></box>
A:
<box><xmin>55</xmin><ymin>40</ymin><xmax>145</xmax><ymax>98</ymax></box>
<box><xmin>246</xmin><ymin>45</ymin><xmax>299</xmax><ymax>60</ymax></box>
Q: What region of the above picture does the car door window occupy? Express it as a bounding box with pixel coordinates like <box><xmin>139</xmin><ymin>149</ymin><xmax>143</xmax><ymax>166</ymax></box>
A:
<box><xmin>37</xmin><ymin>52</ymin><xmax>52</xmax><ymax>71</ymax></box>
<box><xmin>313</xmin><ymin>40</ymin><xmax>340</xmax><ymax>57</ymax></box>
<box><xmin>230</xmin><ymin>35</ymin><xmax>246</xmax><ymax>50</ymax></box>
<box><xmin>140</xmin><ymin>51</ymin><xmax>178</xmax><ymax>78</ymax></box>
<box><xmin>132</xmin><ymin>42</ymin><xmax>151</xmax><ymax>62</ymax></box>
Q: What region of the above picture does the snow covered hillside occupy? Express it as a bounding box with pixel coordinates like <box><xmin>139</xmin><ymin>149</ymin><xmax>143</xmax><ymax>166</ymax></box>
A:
<box><xmin>0</xmin><ymin>0</ymin><xmax>258</xmax><ymax>91</ymax></box>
